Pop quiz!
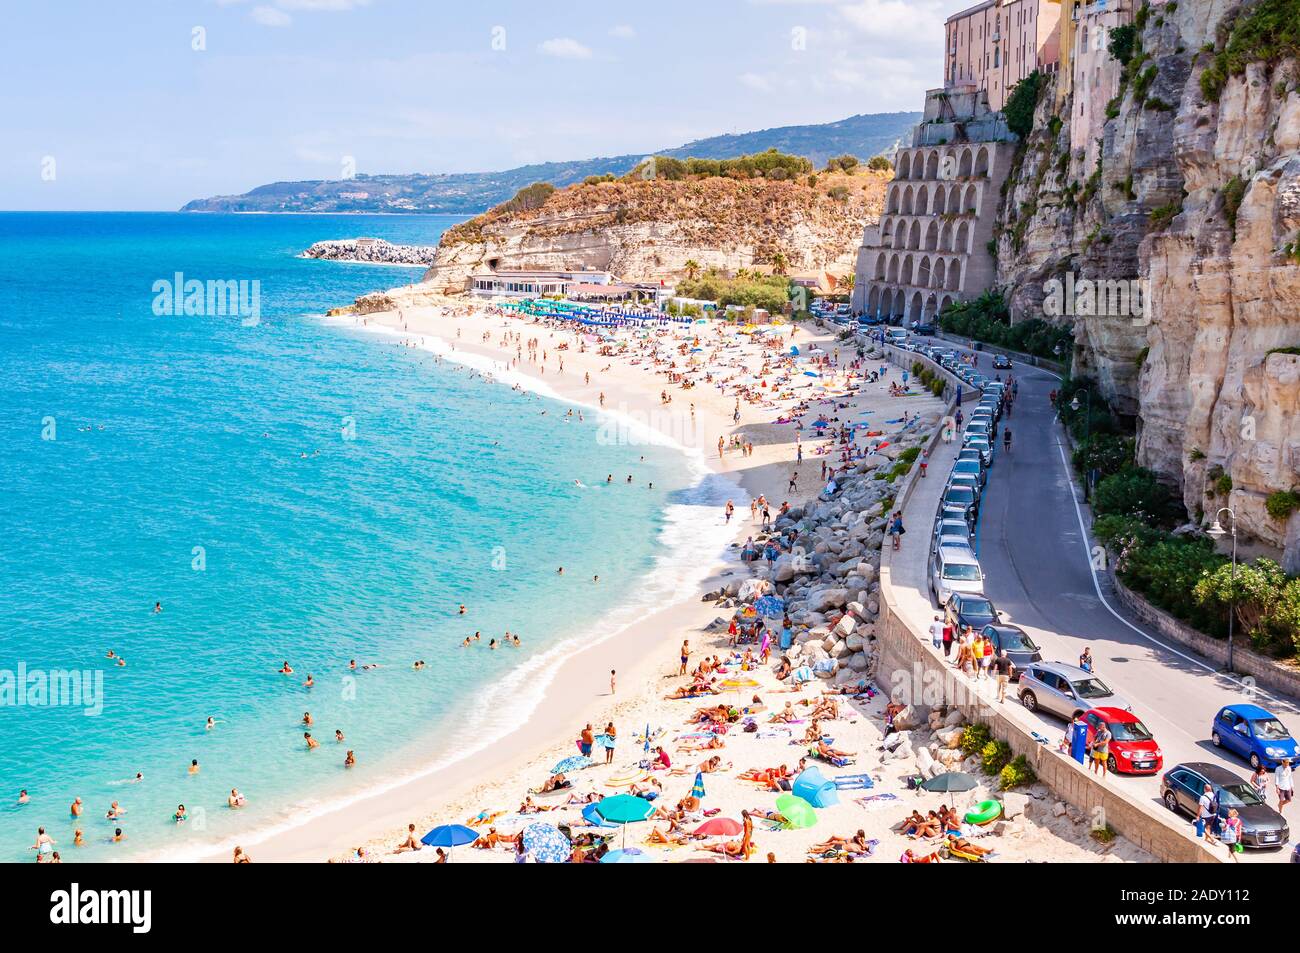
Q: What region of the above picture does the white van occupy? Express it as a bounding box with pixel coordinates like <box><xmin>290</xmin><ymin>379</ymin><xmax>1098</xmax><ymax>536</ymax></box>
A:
<box><xmin>930</xmin><ymin>543</ymin><xmax>985</xmax><ymax>605</ymax></box>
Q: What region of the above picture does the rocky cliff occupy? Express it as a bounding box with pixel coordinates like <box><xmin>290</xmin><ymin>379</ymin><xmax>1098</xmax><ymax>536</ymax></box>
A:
<box><xmin>995</xmin><ymin>0</ymin><xmax>1300</xmax><ymax>569</ymax></box>
<box><xmin>419</xmin><ymin>171</ymin><xmax>888</xmax><ymax>291</ymax></box>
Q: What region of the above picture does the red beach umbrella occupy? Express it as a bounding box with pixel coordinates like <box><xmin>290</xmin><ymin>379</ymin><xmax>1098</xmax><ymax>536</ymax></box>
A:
<box><xmin>694</xmin><ymin>817</ymin><xmax>744</xmax><ymax>837</ymax></box>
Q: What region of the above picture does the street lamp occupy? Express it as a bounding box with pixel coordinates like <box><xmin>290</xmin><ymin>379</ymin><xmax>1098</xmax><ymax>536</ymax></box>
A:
<box><xmin>1070</xmin><ymin>392</ymin><xmax>1094</xmax><ymax>500</ymax></box>
<box><xmin>1206</xmin><ymin>508</ymin><xmax>1238</xmax><ymax>674</ymax></box>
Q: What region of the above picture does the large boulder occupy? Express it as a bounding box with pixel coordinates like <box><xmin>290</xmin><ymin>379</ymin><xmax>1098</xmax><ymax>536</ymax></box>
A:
<box><xmin>808</xmin><ymin>588</ymin><xmax>849</xmax><ymax>614</ymax></box>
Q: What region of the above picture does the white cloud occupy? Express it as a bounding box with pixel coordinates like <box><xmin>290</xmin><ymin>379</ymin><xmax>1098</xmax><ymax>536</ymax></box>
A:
<box><xmin>609</xmin><ymin>24</ymin><xmax>636</xmax><ymax>39</ymax></box>
<box><xmin>538</xmin><ymin>37</ymin><xmax>594</xmax><ymax>60</ymax></box>
<box><xmin>250</xmin><ymin>5</ymin><xmax>292</xmax><ymax>26</ymax></box>
<box><xmin>739</xmin><ymin>72</ymin><xmax>773</xmax><ymax>92</ymax></box>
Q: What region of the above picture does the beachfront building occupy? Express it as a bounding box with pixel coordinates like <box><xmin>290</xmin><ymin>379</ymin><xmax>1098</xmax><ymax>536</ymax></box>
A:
<box><xmin>468</xmin><ymin>269</ymin><xmax>617</xmax><ymax>298</ymax></box>
<box><xmin>945</xmin><ymin>0</ymin><xmax>1062</xmax><ymax>111</ymax></box>
<box><xmin>849</xmin><ymin>86</ymin><xmax>1019</xmax><ymax>324</ymax></box>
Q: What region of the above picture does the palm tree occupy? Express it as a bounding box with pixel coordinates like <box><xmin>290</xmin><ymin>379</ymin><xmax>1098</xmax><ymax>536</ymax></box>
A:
<box><xmin>839</xmin><ymin>273</ymin><xmax>856</xmax><ymax>291</ymax></box>
<box><xmin>771</xmin><ymin>252</ymin><xmax>789</xmax><ymax>275</ymax></box>
<box><xmin>683</xmin><ymin>259</ymin><xmax>701</xmax><ymax>281</ymax></box>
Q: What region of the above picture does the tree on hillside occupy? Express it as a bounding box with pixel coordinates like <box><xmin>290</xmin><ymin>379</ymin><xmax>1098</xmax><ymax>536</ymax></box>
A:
<box><xmin>1003</xmin><ymin>71</ymin><xmax>1043</xmax><ymax>139</ymax></box>
<box><xmin>771</xmin><ymin>252</ymin><xmax>789</xmax><ymax>275</ymax></box>
<box><xmin>867</xmin><ymin>155</ymin><xmax>893</xmax><ymax>172</ymax></box>
<box><xmin>683</xmin><ymin>259</ymin><xmax>701</xmax><ymax>280</ymax></box>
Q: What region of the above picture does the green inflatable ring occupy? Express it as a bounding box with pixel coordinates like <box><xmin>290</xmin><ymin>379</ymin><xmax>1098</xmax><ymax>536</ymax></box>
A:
<box><xmin>964</xmin><ymin>799</ymin><xmax>1002</xmax><ymax>825</ymax></box>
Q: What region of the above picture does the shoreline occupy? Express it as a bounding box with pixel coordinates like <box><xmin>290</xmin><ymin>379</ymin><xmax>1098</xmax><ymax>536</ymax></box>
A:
<box><xmin>188</xmin><ymin>293</ymin><xmax>821</xmax><ymax>862</ymax></box>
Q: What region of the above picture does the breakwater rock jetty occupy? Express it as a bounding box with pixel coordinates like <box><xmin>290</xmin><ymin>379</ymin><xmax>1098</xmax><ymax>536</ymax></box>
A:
<box><xmin>303</xmin><ymin>238</ymin><xmax>440</xmax><ymax>266</ymax></box>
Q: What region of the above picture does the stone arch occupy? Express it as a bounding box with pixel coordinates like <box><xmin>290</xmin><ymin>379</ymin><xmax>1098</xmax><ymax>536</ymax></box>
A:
<box><xmin>964</xmin><ymin>184</ymin><xmax>978</xmax><ymax>214</ymax></box>
<box><xmin>948</xmin><ymin>183</ymin><xmax>961</xmax><ymax>210</ymax></box>
<box><xmin>940</xmin><ymin>221</ymin><xmax>954</xmax><ymax>252</ymax></box>
<box><xmin>958</xmin><ymin>147</ymin><xmax>973</xmax><ymax>178</ymax></box>
<box><xmin>874</xmin><ymin>252</ymin><xmax>888</xmax><ymax>281</ymax></box>
<box><xmin>932</xmin><ymin>187</ymin><xmax>947</xmax><ymax>215</ymax></box>
<box><xmin>916</xmin><ymin>255</ymin><xmax>932</xmax><ymax>289</ymax></box>
<box><xmin>916</xmin><ymin>184</ymin><xmax>929</xmax><ymax>214</ymax></box>
<box><xmin>907</xmin><ymin>220</ymin><xmax>921</xmax><ymax>250</ymax></box>
<box><xmin>926</xmin><ymin>150</ymin><xmax>940</xmax><ymax>179</ymax></box>
<box><xmin>939</xmin><ymin>294</ymin><xmax>955</xmax><ymax>315</ymax></box>
<box><xmin>901</xmin><ymin>186</ymin><xmax>914</xmax><ymax>215</ymax></box>
<box><xmin>933</xmin><ymin>258</ymin><xmax>947</xmax><ymax>290</ymax></box>
<box><xmin>886</xmin><ymin>253</ymin><xmax>900</xmax><ymax>284</ymax></box>
<box><xmin>901</xmin><ymin>253</ymin><xmax>915</xmax><ymax>286</ymax></box>
<box><xmin>897</xmin><ymin>152</ymin><xmax>911</xmax><ymax>180</ymax></box>
<box><xmin>908</xmin><ymin>291</ymin><xmax>924</xmax><ymax>323</ymax></box>
<box><xmin>887</xmin><ymin>186</ymin><xmax>901</xmax><ymax>214</ymax></box>
<box><xmin>955</xmin><ymin>221</ymin><xmax>971</xmax><ymax>254</ymax></box>
<box><xmin>975</xmin><ymin>146</ymin><xmax>991</xmax><ymax>178</ymax></box>
<box><xmin>867</xmin><ymin>285</ymin><xmax>881</xmax><ymax>316</ymax></box>
<box><xmin>894</xmin><ymin>288</ymin><xmax>908</xmax><ymax>319</ymax></box>
<box><xmin>925</xmin><ymin>293</ymin><xmax>939</xmax><ymax>320</ymax></box>
<box><xmin>881</xmin><ymin>219</ymin><xmax>894</xmax><ymax>247</ymax></box>
<box><xmin>946</xmin><ymin>257</ymin><xmax>962</xmax><ymax>290</ymax></box>
<box><xmin>925</xmin><ymin>220</ymin><xmax>940</xmax><ymax>250</ymax></box>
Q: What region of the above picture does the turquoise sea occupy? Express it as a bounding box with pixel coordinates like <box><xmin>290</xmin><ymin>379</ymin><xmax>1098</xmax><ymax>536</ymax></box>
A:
<box><xmin>0</xmin><ymin>213</ymin><xmax>731</xmax><ymax>862</ymax></box>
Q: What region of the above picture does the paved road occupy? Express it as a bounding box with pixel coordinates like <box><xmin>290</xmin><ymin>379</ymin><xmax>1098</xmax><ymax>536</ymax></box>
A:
<box><xmin>929</xmin><ymin>340</ymin><xmax>1300</xmax><ymax>862</ymax></box>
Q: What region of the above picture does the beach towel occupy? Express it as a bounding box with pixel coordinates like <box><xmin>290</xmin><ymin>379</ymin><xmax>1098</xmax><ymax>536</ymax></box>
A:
<box><xmin>854</xmin><ymin>793</ymin><xmax>902</xmax><ymax>812</ymax></box>
<box><xmin>831</xmin><ymin>774</ymin><xmax>876</xmax><ymax>791</ymax></box>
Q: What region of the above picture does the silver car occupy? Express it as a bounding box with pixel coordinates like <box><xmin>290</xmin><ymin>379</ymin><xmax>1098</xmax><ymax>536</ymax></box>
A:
<box><xmin>930</xmin><ymin>543</ymin><xmax>985</xmax><ymax>604</ymax></box>
<box><xmin>1018</xmin><ymin>661</ymin><xmax>1132</xmax><ymax>721</ymax></box>
<box><xmin>932</xmin><ymin>517</ymin><xmax>972</xmax><ymax>554</ymax></box>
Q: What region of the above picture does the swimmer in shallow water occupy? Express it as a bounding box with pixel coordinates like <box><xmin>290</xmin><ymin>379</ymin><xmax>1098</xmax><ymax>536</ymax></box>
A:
<box><xmin>206</xmin><ymin>717</ymin><xmax>220</xmax><ymax>731</ymax></box>
<box><xmin>344</xmin><ymin>750</ymin><xmax>356</xmax><ymax>768</ymax></box>
<box><xmin>305</xmin><ymin>732</ymin><xmax>319</xmax><ymax>749</ymax></box>
<box><xmin>279</xmin><ymin>661</ymin><xmax>294</xmax><ymax>675</ymax></box>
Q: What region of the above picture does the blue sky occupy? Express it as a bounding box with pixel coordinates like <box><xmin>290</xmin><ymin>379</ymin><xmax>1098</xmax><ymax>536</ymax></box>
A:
<box><xmin>1</xmin><ymin>0</ymin><xmax>970</xmax><ymax>210</ymax></box>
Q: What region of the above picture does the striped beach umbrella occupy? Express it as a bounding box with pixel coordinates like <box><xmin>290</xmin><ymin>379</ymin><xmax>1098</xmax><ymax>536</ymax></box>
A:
<box><xmin>691</xmin><ymin>771</ymin><xmax>707</xmax><ymax>801</ymax></box>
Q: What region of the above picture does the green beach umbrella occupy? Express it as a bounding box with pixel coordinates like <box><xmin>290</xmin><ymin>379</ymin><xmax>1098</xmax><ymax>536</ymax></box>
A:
<box><xmin>775</xmin><ymin>793</ymin><xmax>818</xmax><ymax>830</ymax></box>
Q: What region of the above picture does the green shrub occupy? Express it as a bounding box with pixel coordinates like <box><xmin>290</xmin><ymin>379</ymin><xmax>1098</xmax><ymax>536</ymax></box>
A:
<box><xmin>1149</xmin><ymin>203</ymin><xmax>1181</xmax><ymax>231</ymax></box>
<box><xmin>1108</xmin><ymin>24</ymin><xmax>1138</xmax><ymax>65</ymax></box>
<box><xmin>1194</xmin><ymin>558</ymin><xmax>1300</xmax><ymax>657</ymax></box>
<box><xmin>1073</xmin><ymin>433</ymin><xmax>1136</xmax><ymax>479</ymax></box>
<box><xmin>930</xmin><ymin>378</ymin><xmax>946</xmax><ymax>397</ymax></box>
<box><xmin>981</xmin><ymin>739</ymin><xmax>1014</xmax><ymax>775</ymax></box>
<box><xmin>1265</xmin><ymin>490</ymin><xmax>1300</xmax><ymax>520</ymax></box>
<box><xmin>898</xmin><ymin>447</ymin><xmax>921</xmax><ymax>464</ymax></box>
<box><xmin>1004</xmin><ymin>71</ymin><xmax>1044</xmax><ymax>138</ymax></box>
<box><xmin>1222</xmin><ymin>175</ymin><xmax>1247</xmax><ymax>234</ymax></box>
<box><xmin>1090</xmin><ymin>824</ymin><xmax>1118</xmax><ymax>844</ymax></box>
<box><xmin>1200</xmin><ymin>0</ymin><xmax>1300</xmax><ymax>102</ymax></box>
<box><xmin>999</xmin><ymin>755</ymin><xmax>1037</xmax><ymax>791</ymax></box>
<box><xmin>960</xmin><ymin>723</ymin><xmax>992</xmax><ymax>756</ymax></box>
<box><xmin>1093</xmin><ymin>467</ymin><xmax>1179</xmax><ymax>524</ymax></box>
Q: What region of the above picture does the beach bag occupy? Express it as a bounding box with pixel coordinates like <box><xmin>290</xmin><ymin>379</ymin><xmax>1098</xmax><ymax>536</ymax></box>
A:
<box><xmin>906</xmin><ymin>775</ymin><xmax>925</xmax><ymax>790</ymax></box>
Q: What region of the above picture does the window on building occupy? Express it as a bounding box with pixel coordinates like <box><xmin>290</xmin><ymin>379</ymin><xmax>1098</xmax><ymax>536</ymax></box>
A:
<box><xmin>994</xmin><ymin>46</ymin><xmax>1000</xmax><ymax>68</ymax></box>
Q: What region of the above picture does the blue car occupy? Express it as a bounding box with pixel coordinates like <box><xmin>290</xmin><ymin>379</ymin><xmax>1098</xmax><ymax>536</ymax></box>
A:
<box><xmin>1211</xmin><ymin>704</ymin><xmax>1299</xmax><ymax>770</ymax></box>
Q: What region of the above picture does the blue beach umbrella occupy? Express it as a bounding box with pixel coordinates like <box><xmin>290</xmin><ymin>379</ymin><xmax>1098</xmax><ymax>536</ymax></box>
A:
<box><xmin>551</xmin><ymin>755</ymin><xmax>594</xmax><ymax>775</ymax></box>
<box><xmin>643</xmin><ymin>723</ymin><xmax>651</xmax><ymax>753</ymax></box>
<box><xmin>420</xmin><ymin>823</ymin><xmax>479</xmax><ymax>860</ymax></box>
<box><xmin>601</xmin><ymin>847</ymin><xmax>652</xmax><ymax>864</ymax></box>
<box><xmin>753</xmin><ymin>595</ymin><xmax>785</xmax><ymax>618</ymax></box>
<box><xmin>691</xmin><ymin>771</ymin><xmax>707</xmax><ymax>801</ymax></box>
<box><xmin>521</xmin><ymin>822</ymin><xmax>571</xmax><ymax>864</ymax></box>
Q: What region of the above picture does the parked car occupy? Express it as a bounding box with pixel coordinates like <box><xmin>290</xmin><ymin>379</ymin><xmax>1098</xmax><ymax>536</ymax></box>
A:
<box><xmin>932</xmin><ymin>517</ymin><xmax>973</xmax><ymax>554</ymax></box>
<box><xmin>956</xmin><ymin>447</ymin><xmax>986</xmax><ymax>472</ymax></box>
<box><xmin>946</xmin><ymin>471</ymin><xmax>982</xmax><ymax>506</ymax></box>
<box><xmin>930</xmin><ymin>544</ymin><xmax>985</xmax><ymax>604</ymax></box>
<box><xmin>943</xmin><ymin>591</ymin><xmax>1000</xmax><ymax>632</ymax></box>
<box><xmin>979</xmin><ymin>623</ymin><xmax>1042</xmax><ymax>678</ymax></box>
<box><xmin>963</xmin><ymin>420</ymin><xmax>991</xmax><ymax>443</ymax></box>
<box><xmin>1210</xmin><ymin>704</ymin><xmax>1299</xmax><ymax>770</ymax></box>
<box><xmin>941</xmin><ymin>483</ymin><xmax>979</xmax><ymax>526</ymax></box>
<box><xmin>951</xmin><ymin>456</ymin><xmax>986</xmax><ymax>488</ymax></box>
<box><xmin>992</xmin><ymin>354</ymin><xmax>1013</xmax><ymax>370</ymax></box>
<box><xmin>964</xmin><ymin>435</ymin><xmax>994</xmax><ymax>467</ymax></box>
<box><xmin>1017</xmin><ymin>661</ymin><xmax>1130</xmax><ymax>721</ymax></box>
<box><xmin>1160</xmin><ymin>762</ymin><xmax>1290</xmax><ymax>848</ymax></box>
<box><xmin>913</xmin><ymin>323</ymin><xmax>936</xmax><ymax>336</ymax></box>
<box><xmin>1083</xmin><ymin>707</ymin><xmax>1163</xmax><ymax>775</ymax></box>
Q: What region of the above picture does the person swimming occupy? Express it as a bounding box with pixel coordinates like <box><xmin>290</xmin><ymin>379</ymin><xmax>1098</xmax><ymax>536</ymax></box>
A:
<box><xmin>305</xmin><ymin>732</ymin><xmax>319</xmax><ymax>749</ymax></box>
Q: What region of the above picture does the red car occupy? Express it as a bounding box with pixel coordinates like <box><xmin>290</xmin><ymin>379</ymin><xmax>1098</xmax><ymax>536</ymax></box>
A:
<box><xmin>1084</xmin><ymin>707</ymin><xmax>1163</xmax><ymax>775</ymax></box>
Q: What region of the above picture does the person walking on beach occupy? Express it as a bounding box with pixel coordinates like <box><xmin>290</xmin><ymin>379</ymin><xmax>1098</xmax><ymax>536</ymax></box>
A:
<box><xmin>679</xmin><ymin>640</ymin><xmax>691</xmax><ymax>676</ymax></box>
<box><xmin>725</xmin><ymin>500</ymin><xmax>734</xmax><ymax>524</ymax></box>
<box><xmin>579</xmin><ymin>724</ymin><xmax>595</xmax><ymax>759</ymax></box>
<box><xmin>604</xmin><ymin>722</ymin><xmax>617</xmax><ymax>765</ymax></box>
<box><xmin>609</xmin><ymin>669</ymin><xmax>617</xmax><ymax>695</ymax></box>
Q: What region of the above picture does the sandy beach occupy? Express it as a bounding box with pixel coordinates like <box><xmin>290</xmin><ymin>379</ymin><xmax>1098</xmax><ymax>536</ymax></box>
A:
<box><xmin>204</xmin><ymin>287</ymin><xmax>1148</xmax><ymax>864</ymax></box>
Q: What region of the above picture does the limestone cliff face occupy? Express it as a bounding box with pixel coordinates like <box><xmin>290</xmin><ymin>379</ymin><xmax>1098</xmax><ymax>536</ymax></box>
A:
<box><xmin>419</xmin><ymin>172</ymin><xmax>887</xmax><ymax>291</ymax></box>
<box><xmin>995</xmin><ymin>0</ymin><xmax>1300</xmax><ymax>568</ymax></box>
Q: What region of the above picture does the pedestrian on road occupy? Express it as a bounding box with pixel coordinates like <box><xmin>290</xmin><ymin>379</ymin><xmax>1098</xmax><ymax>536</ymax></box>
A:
<box><xmin>919</xmin><ymin>450</ymin><xmax>928</xmax><ymax>478</ymax></box>
<box><xmin>942</xmin><ymin>620</ymin><xmax>955</xmax><ymax>658</ymax></box>
<box><xmin>929</xmin><ymin>614</ymin><xmax>944</xmax><ymax>649</ymax></box>
<box><xmin>992</xmin><ymin>650</ymin><xmax>1016</xmax><ymax>703</ymax></box>
<box><xmin>970</xmin><ymin>631</ymin><xmax>986</xmax><ymax>679</ymax></box>
<box><xmin>1220</xmin><ymin>808</ymin><xmax>1243</xmax><ymax>861</ymax></box>
<box><xmin>1195</xmin><ymin>784</ymin><xmax>1219</xmax><ymax>842</ymax></box>
<box><xmin>1249</xmin><ymin>764</ymin><xmax>1270</xmax><ymax>803</ymax></box>
<box><xmin>1277</xmin><ymin>758</ymin><xmax>1294</xmax><ymax>812</ymax></box>
<box><xmin>1089</xmin><ymin>722</ymin><xmax>1111</xmax><ymax>777</ymax></box>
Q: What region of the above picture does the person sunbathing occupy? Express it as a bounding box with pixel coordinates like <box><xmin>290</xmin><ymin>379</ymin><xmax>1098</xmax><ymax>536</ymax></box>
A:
<box><xmin>900</xmin><ymin>847</ymin><xmax>941</xmax><ymax>863</ymax></box>
<box><xmin>768</xmin><ymin>702</ymin><xmax>798</xmax><ymax>723</ymax></box>
<box><xmin>902</xmin><ymin>811</ymin><xmax>942</xmax><ymax>839</ymax></box>
<box><xmin>473</xmin><ymin>827</ymin><xmax>508</xmax><ymax>849</ymax></box>
<box><xmin>532</xmin><ymin>773</ymin><xmax>571</xmax><ymax>795</ymax></box>
<box><xmin>816</xmin><ymin>739</ymin><xmax>855</xmax><ymax>760</ymax></box>
<box><xmin>802</xmin><ymin>719</ymin><xmax>826</xmax><ymax>744</ymax></box>
<box><xmin>945</xmin><ymin>835</ymin><xmax>992</xmax><ymax>857</ymax></box>
<box><xmin>647</xmin><ymin>826</ymin><xmax>690</xmax><ymax>846</ymax></box>
<box><xmin>677</xmin><ymin>735</ymin><xmax>726</xmax><ymax>753</ymax></box>
<box><xmin>564</xmin><ymin>790</ymin><xmax>601</xmax><ymax>805</ymax></box>
<box><xmin>701</xmin><ymin>811</ymin><xmax>756</xmax><ymax>859</ymax></box>
<box><xmin>696</xmin><ymin>755</ymin><xmax>730</xmax><ymax>774</ymax></box>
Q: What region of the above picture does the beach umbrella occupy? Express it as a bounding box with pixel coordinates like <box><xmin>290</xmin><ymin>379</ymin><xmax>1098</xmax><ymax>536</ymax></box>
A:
<box><xmin>643</xmin><ymin>723</ymin><xmax>651</xmax><ymax>753</ymax></box>
<box><xmin>595</xmin><ymin>794</ymin><xmax>655</xmax><ymax>824</ymax></box>
<box><xmin>600</xmin><ymin>847</ymin><xmax>652</xmax><ymax>864</ymax></box>
<box><xmin>691</xmin><ymin>771</ymin><xmax>707</xmax><ymax>801</ymax></box>
<box><xmin>693</xmin><ymin>817</ymin><xmax>742</xmax><ymax>838</ymax></box>
<box><xmin>920</xmin><ymin>771</ymin><xmax>978</xmax><ymax>808</ymax></box>
<box><xmin>719</xmin><ymin>676</ymin><xmax>761</xmax><ymax>691</ymax></box>
<box><xmin>552</xmin><ymin>755</ymin><xmax>594</xmax><ymax>775</ymax></box>
<box><xmin>420</xmin><ymin>823</ymin><xmax>479</xmax><ymax>860</ymax></box>
<box><xmin>775</xmin><ymin>794</ymin><xmax>818</xmax><ymax>829</ymax></box>
<box><xmin>521</xmin><ymin>822</ymin><xmax>571</xmax><ymax>864</ymax></box>
<box><xmin>753</xmin><ymin>595</ymin><xmax>785</xmax><ymax>618</ymax></box>
<box><xmin>582</xmin><ymin>803</ymin><xmax>621</xmax><ymax>828</ymax></box>
<box><xmin>812</xmin><ymin>419</ymin><xmax>830</xmax><ymax>428</ymax></box>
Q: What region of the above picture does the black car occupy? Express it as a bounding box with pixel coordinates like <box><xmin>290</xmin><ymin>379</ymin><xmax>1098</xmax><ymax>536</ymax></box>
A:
<box><xmin>1160</xmin><ymin>762</ymin><xmax>1290</xmax><ymax>848</ymax></box>
<box><xmin>979</xmin><ymin>623</ymin><xmax>1042</xmax><ymax>679</ymax></box>
<box><xmin>913</xmin><ymin>323</ymin><xmax>936</xmax><ymax>336</ymax></box>
<box><xmin>992</xmin><ymin>354</ymin><xmax>1013</xmax><ymax>370</ymax></box>
<box><xmin>944</xmin><ymin>592</ymin><xmax>1000</xmax><ymax>632</ymax></box>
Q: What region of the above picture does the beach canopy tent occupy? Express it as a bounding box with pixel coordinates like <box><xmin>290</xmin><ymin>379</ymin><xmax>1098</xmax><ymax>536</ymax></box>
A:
<box><xmin>792</xmin><ymin>767</ymin><xmax>840</xmax><ymax>808</ymax></box>
<box><xmin>775</xmin><ymin>793</ymin><xmax>818</xmax><ymax>829</ymax></box>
